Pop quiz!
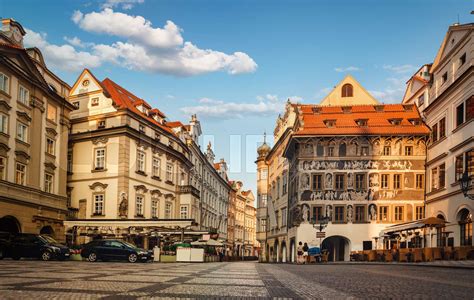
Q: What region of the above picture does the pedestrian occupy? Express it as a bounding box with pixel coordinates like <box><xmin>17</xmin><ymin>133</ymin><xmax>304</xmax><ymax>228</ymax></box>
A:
<box><xmin>219</xmin><ymin>248</ymin><xmax>224</xmax><ymax>262</ymax></box>
<box><xmin>303</xmin><ymin>242</ymin><xmax>309</xmax><ymax>264</ymax></box>
<box><xmin>297</xmin><ymin>242</ymin><xmax>304</xmax><ymax>264</ymax></box>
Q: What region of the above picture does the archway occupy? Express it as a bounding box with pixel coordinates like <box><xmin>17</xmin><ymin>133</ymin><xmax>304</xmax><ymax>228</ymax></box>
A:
<box><xmin>0</xmin><ymin>216</ymin><xmax>21</xmax><ymax>234</ymax></box>
<box><xmin>457</xmin><ymin>208</ymin><xmax>472</xmax><ymax>246</ymax></box>
<box><xmin>289</xmin><ymin>239</ymin><xmax>295</xmax><ymax>263</ymax></box>
<box><xmin>40</xmin><ymin>225</ymin><xmax>55</xmax><ymax>238</ymax></box>
<box><xmin>273</xmin><ymin>239</ymin><xmax>279</xmax><ymax>262</ymax></box>
<box><xmin>321</xmin><ymin>235</ymin><xmax>351</xmax><ymax>261</ymax></box>
<box><xmin>436</xmin><ymin>214</ymin><xmax>446</xmax><ymax>247</ymax></box>
<box><xmin>281</xmin><ymin>241</ymin><xmax>287</xmax><ymax>263</ymax></box>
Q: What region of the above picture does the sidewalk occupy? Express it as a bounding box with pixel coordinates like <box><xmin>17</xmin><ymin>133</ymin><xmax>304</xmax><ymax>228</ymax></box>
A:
<box><xmin>327</xmin><ymin>260</ymin><xmax>474</xmax><ymax>270</ymax></box>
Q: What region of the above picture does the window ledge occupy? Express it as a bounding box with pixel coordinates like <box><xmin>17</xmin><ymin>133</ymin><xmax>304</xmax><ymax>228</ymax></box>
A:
<box><xmin>135</xmin><ymin>170</ymin><xmax>147</xmax><ymax>176</ymax></box>
<box><xmin>426</xmin><ymin>187</ymin><xmax>447</xmax><ymax>197</ymax></box>
<box><xmin>151</xmin><ymin>175</ymin><xmax>161</xmax><ymax>181</ymax></box>
<box><xmin>135</xmin><ymin>215</ymin><xmax>145</xmax><ymax>218</ymax></box>
<box><xmin>91</xmin><ymin>213</ymin><xmax>105</xmax><ymax>217</ymax></box>
<box><xmin>428</xmin><ymin>136</ymin><xmax>447</xmax><ymax>149</ymax></box>
<box><xmin>165</xmin><ymin>180</ymin><xmax>175</xmax><ymax>186</ymax></box>
<box><xmin>0</xmin><ymin>90</ymin><xmax>11</xmax><ymax>99</ymax></box>
<box><xmin>17</xmin><ymin>101</ymin><xmax>31</xmax><ymax>110</ymax></box>
<box><xmin>0</xmin><ymin>132</ymin><xmax>10</xmax><ymax>139</ymax></box>
<box><xmin>91</xmin><ymin>168</ymin><xmax>107</xmax><ymax>173</ymax></box>
<box><xmin>45</xmin><ymin>152</ymin><xmax>56</xmax><ymax>159</ymax></box>
<box><xmin>452</xmin><ymin>118</ymin><xmax>473</xmax><ymax>134</ymax></box>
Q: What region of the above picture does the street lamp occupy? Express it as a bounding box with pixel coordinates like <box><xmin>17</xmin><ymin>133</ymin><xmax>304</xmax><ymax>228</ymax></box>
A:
<box><xmin>460</xmin><ymin>172</ymin><xmax>474</xmax><ymax>200</ymax></box>
<box><xmin>310</xmin><ymin>215</ymin><xmax>330</xmax><ymax>246</ymax></box>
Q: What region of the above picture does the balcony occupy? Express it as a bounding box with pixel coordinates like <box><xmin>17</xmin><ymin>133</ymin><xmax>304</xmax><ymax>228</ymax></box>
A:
<box><xmin>178</xmin><ymin>185</ymin><xmax>200</xmax><ymax>198</ymax></box>
<box><xmin>66</xmin><ymin>207</ymin><xmax>79</xmax><ymax>220</ymax></box>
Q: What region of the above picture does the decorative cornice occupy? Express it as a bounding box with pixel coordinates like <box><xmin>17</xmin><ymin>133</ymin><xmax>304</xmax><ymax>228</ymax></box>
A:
<box><xmin>150</xmin><ymin>189</ymin><xmax>162</xmax><ymax>196</ymax></box>
<box><xmin>0</xmin><ymin>142</ymin><xmax>10</xmax><ymax>153</ymax></box>
<box><xmin>14</xmin><ymin>150</ymin><xmax>30</xmax><ymax>160</ymax></box>
<box><xmin>44</xmin><ymin>162</ymin><xmax>57</xmax><ymax>170</ymax></box>
<box><xmin>89</xmin><ymin>182</ymin><xmax>108</xmax><ymax>190</ymax></box>
<box><xmin>133</xmin><ymin>184</ymin><xmax>149</xmax><ymax>193</ymax></box>
<box><xmin>16</xmin><ymin>111</ymin><xmax>32</xmax><ymax>122</ymax></box>
<box><xmin>92</xmin><ymin>137</ymin><xmax>108</xmax><ymax>145</ymax></box>
<box><xmin>60</xmin><ymin>117</ymin><xmax>71</xmax><ymax>128</ymax></box>
<box><xmin>164</xmin><ymin>193</ymin><xmax>175</xmax><ymax>199</ymax></box>
<box><xmin>0</xmin><ymin>100</ymin><xmax>12</xmax><ymax>112</ymax></box>
<box><xmin>45</xmin><ymin>127</ymin><xmax>58</xmax><ymax>137</ymax></box>
<box><xmin>30</xmin><ymin>97</ymin><xmax>45</xmax><ymax>112</ymax></box>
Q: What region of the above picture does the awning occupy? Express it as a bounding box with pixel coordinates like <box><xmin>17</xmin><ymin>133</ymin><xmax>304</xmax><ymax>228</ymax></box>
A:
<box><xmin>191</xmin><ymin>239</ymin><xmax>223</xmax><ymax>247</ymax></box>
<box><xmin>381</xmin><ymin>217</ymin><xmax>448</xmax><ymax>235</ymax></box>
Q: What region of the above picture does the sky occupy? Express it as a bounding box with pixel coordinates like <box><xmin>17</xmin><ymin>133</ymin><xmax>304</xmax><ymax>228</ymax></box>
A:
<box><xmin>1</xmin><ymin>0</ymin><xmax>473</xmax><ymax>192</ymax></box>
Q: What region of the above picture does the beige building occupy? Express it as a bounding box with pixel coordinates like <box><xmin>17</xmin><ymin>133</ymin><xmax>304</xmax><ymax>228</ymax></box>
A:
<box><xmin>256</xmin><ymin>101</ymin><xmax>298</xmax><ymax>262</ymax></box>
<box><xmin>280</xmin><ymin>76</ymin><xmax>430</xmax><ymax>261</ymax></box>
<box><xmin>0</xmin><ymin>19</ymin><xmax>74</xmax><ymax>241</ymax></box>
<box><xmin>418</xmin><ymin>23</ymin><xmax>473</xmax><ymax>247</ymax></box>
<box><xmin>64</xmin><ymin>69</ymin><xmax>199</xmax><ymax>248</ymax></box>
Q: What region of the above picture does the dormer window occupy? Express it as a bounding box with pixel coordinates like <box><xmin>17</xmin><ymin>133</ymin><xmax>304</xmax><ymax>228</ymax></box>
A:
<box><xmin>342</xmin><ymin>106</ymin><xmax>352</xmax><ymax>114</ymax></box>
<box><xmin>312</xmin><ymin>107</ymin><xmax>321</xmax><ymax>114</ymax></box>
<box><xmin>341</xmin><ymin>84</ymin><xmax>353</xmax><ymax>97</ymax></box>
<box><xmin>73</xmin><ymin>101</ymin><xmax>80</xmax><ymax>109</ymax></box>
<box><xmin>91</xmin><ymin>97</ymin><xmax>99</xmax><ymax>107</ymax></box>
<box><xmin>324</xmin><ymin>119</ymin><xmax>336</xmax><ymax>128</ymax></box>
<box><xmin>402</xmin><ymin>104</ymin><xmax>413</xmax><ymax>111</ymax></box>
<box><xmin>389</xmin><ymin>118</ymin><xmax>402</xmax><ymax>126</ymax></box>
<box><xmin>356</xmin><ymin>119</ymin><xmax>368</xmax><ymax>127</ymax></box>
<box><xmin>97</xmin><ymin>120</ymin><xmax>106</xmax><ymax>129</ymax></box>
<box><xmin>374</xmin><ymin>105</ymin><xmax>384</xmax><ymax>112</ymax></box>
<box><xmin>409</xmin><ymin>118</ymin><xmax>422</xmax><ymax>126</ymax></box>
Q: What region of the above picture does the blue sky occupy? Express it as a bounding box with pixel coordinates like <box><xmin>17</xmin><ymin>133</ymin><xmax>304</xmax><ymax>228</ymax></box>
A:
<box><xmin>2</xmin><ymin>0</ymin><xmax>473</xmax><ymax>192</ymax></box>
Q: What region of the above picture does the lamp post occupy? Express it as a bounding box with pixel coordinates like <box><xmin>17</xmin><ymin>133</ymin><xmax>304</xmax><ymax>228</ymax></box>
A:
<box><xmin>310</xmin><ymin>215</ymin><xmax>330</xmax><ymax>247</ymax></box>
<box><xmin>460</xmin><ymin>172</ymin><xmax>474</xmax><ymax>200</ymax></box>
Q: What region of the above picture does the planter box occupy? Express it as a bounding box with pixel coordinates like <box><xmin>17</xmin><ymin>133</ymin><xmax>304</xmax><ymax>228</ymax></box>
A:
<box><xmin>160</xmin><ymin>255</ymin><xmax>176</xmax><ymax>263</ymax></box>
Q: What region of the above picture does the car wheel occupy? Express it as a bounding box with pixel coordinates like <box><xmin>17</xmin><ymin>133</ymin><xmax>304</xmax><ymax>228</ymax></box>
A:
<box><xmin>88</xmin><ymin>252</ymin><xmax>98</xmax><ymax>262</ymax></box>
<box><xmin>41</xmin><ymin>251</ymin><xmax>52</xmax><ymax>261</ymax></box>
<box><xmin>128</xmin><ymin>253</ymin><xmax>138</xmax><ymax>263</ymax></box>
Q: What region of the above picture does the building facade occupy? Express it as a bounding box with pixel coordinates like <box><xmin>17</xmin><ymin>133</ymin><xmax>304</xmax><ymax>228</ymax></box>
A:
<box><xmin>0</xmin><ymin>19</ymin><xmax>74</xmax><ymax>241</ymax></box>
<box><xmin>283</xmin><ymin>76</ymin><xmax>430</xmax><ymax>261</ymax></box>
<box><xmin>421</xmin><ymin>23</ymin><xmax>473</xmax><ymax>247</ymax></box>
<box><xmin>64</xmin><ymin>69</ymin><xmax>198</xmax><ymax>248</ymax></box>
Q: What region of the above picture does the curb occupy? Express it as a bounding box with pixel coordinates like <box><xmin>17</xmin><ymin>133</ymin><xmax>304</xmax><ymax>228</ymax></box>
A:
<box><xmin>258</xmin><ymin>261</ymin><xmax>474</xmax><ymax>270</ymax></box>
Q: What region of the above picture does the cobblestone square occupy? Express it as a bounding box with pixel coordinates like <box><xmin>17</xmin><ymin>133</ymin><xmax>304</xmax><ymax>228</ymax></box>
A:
<box><xmin>0</xmin><ymin>260</ymin><xmax>473</xmax><ymax>299</ymax></box>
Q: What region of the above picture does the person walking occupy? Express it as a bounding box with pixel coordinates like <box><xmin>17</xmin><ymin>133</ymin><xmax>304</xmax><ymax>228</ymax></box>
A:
<box><xmin>297</xmin><ymin>242</ymin><xmax>304</xmax><ymax>264</ymax></box>
<box><xmin>303</xmin><ymin>242</ymin><xmax>309</xmax><ymax>264</ymax></box>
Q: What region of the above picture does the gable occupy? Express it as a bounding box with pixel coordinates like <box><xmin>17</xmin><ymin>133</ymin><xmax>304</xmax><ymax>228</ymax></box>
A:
<box><xmin>0</xmin><ymin>46</ymin><xmax>48</xmax><ymax>87</ymax></box>
<box><xmin>70</xmin><ymin>69</ymin><xmax>103</xmax><ymax>97</ymax></box>
<box><xmin>432</xmin><ymin>25</ymin><xmax>473</xmax><ymax>72</ymax></box>
<box><xmin>319</xmin><ymin>75</ymin><xmax>379</xmax><ymax>106</ymax></box>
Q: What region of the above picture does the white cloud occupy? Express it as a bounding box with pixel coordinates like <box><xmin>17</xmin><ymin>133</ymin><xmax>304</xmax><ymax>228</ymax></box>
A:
<box><xmin>102</xmin><ymin>0</ymin><xmax>145</xmax><ymax>10</ymax></box>
<box><xmin>288</xmin><ymin>95</ymin><xmax>303</xmax><ymax>102</ymax></box>
<box><xmin>382</xmin><ymin>64</ymin><xmax>416</xmax><ymax>74</ymax></box>
<box><xmin>24</xmin><ymin>29</ymin><xmax>102</xmax><ymax>72</ymax></box>
<box><xmin>334</xmin><ymin>66</ymin><xmax>360</xmax><ymax>73</ymax></box>
<box><xmin>184</xmin><ymin>94</ymin><xmax>301</xmax><ymax>119</ymax></box>
<box><xmin>71</xmin><ymin>9</ymin><xmax>257</xmax><ymax>76</ymax></box>
<box><xmin>63</xmin><ymin>36</ymin><xmax>94</xmax><ymax>48</ymax></box>
<box><xmin>369</xmin><ymin>77</ymin><xmax>406</xmax><ymax>103</ymax></box>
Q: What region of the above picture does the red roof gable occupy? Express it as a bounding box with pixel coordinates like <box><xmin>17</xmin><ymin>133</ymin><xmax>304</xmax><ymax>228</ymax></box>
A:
<box><xmin>295</xmin><ymin>104</ymin><xmax>430</xmax><ymax>136</ymax></box>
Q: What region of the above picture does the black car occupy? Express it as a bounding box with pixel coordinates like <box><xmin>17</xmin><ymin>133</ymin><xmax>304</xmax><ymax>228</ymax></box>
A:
<box><xmin>81</xmin><ymin>239</ymin><xmax>153</xmax><ymax>263</ymax></box>
<box><xmin>0</xmin><ymin>231</ymin><xmax>13</xmax><ymax>259</ymax></box>
<box><xmin>9</xmin><ymin>234</ymin><xmax>70</xmax><ymax>261</ymax></box>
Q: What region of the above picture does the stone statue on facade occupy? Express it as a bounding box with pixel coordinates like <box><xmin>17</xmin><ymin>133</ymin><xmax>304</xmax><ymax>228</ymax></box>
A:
<box><xmin>302</xmin><ymin>205</ymin><xmax>309</xmax><ymax>222</ymax></box>
<box><xmin>347</xmin><ymin>205</ymin><xmax>353</xmax><ymax>223</ymax></box>
<box><xmin>325</xmin><ymin>173</ymin><xmax>333</xmax><ymax>189</ymax></box>
<box><xmin>369</xmin><ymin>204</ymin><xmax>377</xmax><ymax>221</ymax></box>
<box><xmin>326</xmin><ymin>205</ymin><xmax>333</xmax><ymax>220</ymax></box>
<box><xmin>119</xmin><ymin>192</ymin><xmax>128</xmax><ymax>217</ymax></box>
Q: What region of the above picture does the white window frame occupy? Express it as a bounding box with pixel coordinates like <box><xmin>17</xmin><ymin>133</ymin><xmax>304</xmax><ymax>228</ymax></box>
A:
<box><xmin>151</xmin><ymin>200</ymin><xmax>158</xmax><ymax>218</ymax></box>
<box><xmin>15</xmin><ymin>162</ymin><xmax>26</xmax><ymax>185</ymax></box>
<box><xmin>0</xmin><ymin>113</ymin><xmax>8</xmax><ymax>134</ymax></box>
<box><xmin>180</xmin><ymin>205</ymin><xmax>188</xmax><ymax>219</ymax></box>
<box><xmin>0</xmin><ymin>73</ymin><xmax>9</xmax><ymax>94</ymax></box>
<box><xmin>16</xmin><ymin>122</ymin><xmax>28</xmax><ymax>143</ymax></box>
<box><xmin>44</xmin><ymin>172</ymin><xmax>53</xmax><ymax>193</ymax></box>
<box><xmin>0</xmin><ymin>156</ymin><xmax>6</xmax><ymax>180</ymax></box>
<box><xmin>46</xmin><ymin>137</ymin><xmax>55</xmax><ymax>155</ymax></box>
<box><xmin>93</xmin><ymin>194</ymin><xmax>105</xmax><ymax>215</ymax></box>
<box><xmin>165</xmin><ymin>202</ymin><xmax>172</xmax><ymax>219</ymax></box>
<box><xmin>18</xmin><ymin>85</ymin><xmax>29</xmax><ymax>106</ymax></box>
<box><xmin>137</xmin><ymin>150</ymin><xmax>146</xmax><ymax>173</ymax></box>
<box><xmin>94</xmin><ymin>148</ymin><xmax>106</xmax><ymax>170</ymax></box>
<box><xmin>166</xmin><ymin>163</ymin><xmax>173</xmax><ymax>182</ymax></box>
<box><xmin>136</xmin><ymin>195</ymin><xmax>144</xmax><ymax>216</ymax></box>
<box><xmin>152</xmin><ymin>157</ymin><xmax>161</xmax><ymax>177</ymax></box>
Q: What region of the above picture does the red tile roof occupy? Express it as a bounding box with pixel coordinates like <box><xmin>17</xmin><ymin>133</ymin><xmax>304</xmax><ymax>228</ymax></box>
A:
<box><xmin>101</xmin><ymin>78</ymin><xmax>173</xmax><ymax>134</ymax></box>
<box><xmin>214</xmin><ymin>163</ymin><xmax>221</xmax><ymax>170</ymax></box>
<box><xmin>295</xmin><ymin>103</ymin><xmax>430</xmax><ymax>136</ymax></box>
<box><xmin>166</xmin><ymin>121</ymin><xmax>185</xmax><ymax>128</ymax></box>
<box><xmin>149</xmin><ymin>108</ymin><xmax>166</xmax><ymax>118</ymax></box>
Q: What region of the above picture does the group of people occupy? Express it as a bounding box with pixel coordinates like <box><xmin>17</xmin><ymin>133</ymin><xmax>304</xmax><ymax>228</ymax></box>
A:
<box><xmin>296</xmin><ymin>241</ymin><xmax>310</xmax><ymax>264</ymax></box>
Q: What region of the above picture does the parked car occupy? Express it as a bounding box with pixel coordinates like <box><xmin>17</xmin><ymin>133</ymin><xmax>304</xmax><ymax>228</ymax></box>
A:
<box><xmin>81</xmin><ymin>239</ymin><xmax>153</xmax><ymax>263</ymax></box>
<box><xmin>9</xmin><ymin>234</ymin><xmax>70</xmax><ymax>261</ymax></box>
<box><xmin>0</xmin><ymin>231</ymin><xmax>13</xmax><ymax>259</ymax></box>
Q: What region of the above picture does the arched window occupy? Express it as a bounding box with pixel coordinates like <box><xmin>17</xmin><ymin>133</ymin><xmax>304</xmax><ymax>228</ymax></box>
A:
<box><xmin>342</xmin><ymin>84</ymin><xmax>353</xmax><ymax>97</ymax></box>
<box><xmin>339</xmin><ymin>143</ymin><xmax>346</xmax><ymax>157</ymax></box>
<box><xmin>436</xmin><ymin>214</ymin><xmax>446</xmax><ymax>247</ymax></box>
<box><xmin>458</xmin><ymin>209</ymin><xmax>472</xmax><ymax>246</ymax></box>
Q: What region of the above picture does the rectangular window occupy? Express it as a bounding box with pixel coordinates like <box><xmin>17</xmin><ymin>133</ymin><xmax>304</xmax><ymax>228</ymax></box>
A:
<box><xmin>439</xmin><ymin>118</ymin><xmax>446</xmax><ymax>139</ymax></box>
<box><xmin>165</xmin><ymin>203</ymin><xmax>172</xmax><ymax>219</ymax></box>
<box><xmin>467</xmin><ymin>150</ymin><xmax>474</xmax><ymax>176</ymax></box>
<box><xmin>312</xmin><ymin>206</ymin><xmax>323</xmax><ymax>223</ymax></box>
<box><xmin>361</xmin><ymin>146</ymin><xmax>369</xmax><ymax>156</ymax></box>
<box><xmin>383</xmin><ymin>146</ymin><xmax>391</xmax><ymax>156</ymax></box>
<box><xmin>394</xmin><ymin>206</ymin><xmax>404</xmax><ymax>221</ymax></box>
<box><xmin>456</xmin><ymin>103</ymin><xmax>465</xmax><ymax>127</ymax></box>
<box><xmin>151</xmin><ymin>200</ymin><xmax>158</xmax><ymax>218</ymax></box>
<box><xmin>0</xmin><ymin>113</ymin><xmax>8</xmax><ymax>134</ymax></box>
<box><xmin>16</xmin><ymin>123</ymin><xmax>28</xmax><ymax>142</ymax></box>
<box><xmin>355</xmin><ymin>206</ymin><xmax>365</xmax><ymax>223</ymax></box>
<box><xmin>18</xmin><ymin>85</ymin><xmax>29</xmax><ymax>106</ymax></box>
<box><xmin>432</xmin><ymin>123</ymin><xmax>438</xmax><ymax>142</ymax></box>
<box><xmin>180</xmin><ymin>205</ymin><xmax>188</xmax><ymax>219</ymax></box>
<box><xmin>355</xmin><ymin>174</ymin><xmax>365</xmax><ymax>190</ymax></box>
<box><xmin>260</xmin><ymin>194</ymin><xmax>267</xmax><ymax>207</ymax></box>
<box><xmin>459</xmin><ymin>53</ymin><xmax>466</xmax><ymax>67</ymax></box>
<box><xmin>328</xmin><ymin>147</ymin><xmax>334</xmax><ymax>157</ymax></box>
<box><xmin>0</xmin><ymin>156</ymin><xmax>6</xmax><ymax>180</ymax></box>
<box><xmin>415</xmin><ymin>206</ymin><xmax>424</xmax><ymax>220</ymax></box>
<box><xmin>46</xmin><ymin>104</ymin><xmax>57</xmax><ymax>122</ymax></box>
<box><xmin>260</xmin><ymin>219</ymin><xmax>267</xmax><ymax>232</ymax></box>
<box><xmin>136</xmin><ymin>151</ymin><xmax>145</xmax><ymax>173</ymax></box>
<box><xmin>416</xmin><ymin>174</ymin><xmax>424</xmax><ymax>189</ymax></box>
<box><xmin>439</xmin><ymin>163</ymin><xmax>446</xmax><ymax>189</ymax></box>
<box><xmin>393</xmin><ymin>174</ymin><xmax>401</xmax><ymax>189</ymax></box>
<box><xmin>152</xmin><ymin>157</ymin><xmax>161</xmax><ymax>177</ymax></box>
<box><xmin>381</xmin><ymin>174</ymin><xmax>389</xmax><ymax>189</ymax></box>
<box><xmin>73</xmin><ymin>101</ymin><xmax>80</xmax><ymax>109</ymax></box>
<box><xmin>431</xmin><ymin>168</ymin><xmax>439</xmax><ymax>190</ymax></box>
<box><xmin>455</xmin><ymin>154</ymin><xmax>464</xmax><ymax>181</ymax></box>
<box><xmin>312</xmin><ymin>174</ymin><xmax>322</xmax><ymax>190</ymax></box>
<box><xmin>67</xmin><ymin>151</ymin><xmax>73</xmax><ymax>173</ymax></box>
<box><xmin>136</xmin><ymin>196</ymin><xmax>144</xmax><ymax>216</ymax></box>
<box><xmin>44</xmin><ymin>173</ymin><xmax>53</xmax><ymax>193</ymax></box>
<box><xmin>335</xmin><ymin>174</ymin><xmax>344</xmax><ymax>190</ymax></box>
<box><xmin>261</xmin><ymin>169</ymin><xmax>268</xmax><ymax>180</ymax></box>
<box><xmin>418</xmin><ymin>94</ymin><xmax>425</xmax><ymax>106</ymax></box>
<box><xmin>93</xmin><ymin>194</ymin><xmax>104</xmax><ymax>215</ymax></box>
<box><xmin>15</xmin><ymin>162</ymin><xmax>25</xmax><ymax>185</ymax></box>
<box><xmin>94</xmin><ymin>148</ymin><xmax>106</xmax><ymax>170</ymax></box>
<box><xmin>281</xmin><ymin>208</ymin><xmax>287</xmax><ymax>227</ymax></box>
<box><xmin>379</xmin><ymin>206</ymin><xmax>389</xmax><ymax>222</ymax></box>
<box><xmin>282</xmin><ymin>175</ymin><xmax>288</xmax><ymax>194</ymax></box>
<box><xmin>91</xmin><ymin>97</ymin><xmax>99</xmax><ymax>106</ymax></box>
<box><xmin>442</xmin><ymin>72</ymin><xmax>447</xmax><ymax>84</ymax></box>
<box><xmin>404</xmin><ymin>146</ymin><xmax>413</xmax><ymax>156</ymax></box>
<box><xmin>46</xmin><ymin>138</ymin><xmax>55</xmax><ymax>155</ymax></box>
<box><xmin>166</xmin><ymin>163</ymin><xmax>173</xmax><ymax>182</ymax></box>
<box><xmin>0</xmin><ymin>73</ymin><xmax>9</xmax><ymax>93</ymax></box>
<box><xmin>334</xmin><ymin>206</ymin><xmax>345</xmax><ymax>223</ymax></box>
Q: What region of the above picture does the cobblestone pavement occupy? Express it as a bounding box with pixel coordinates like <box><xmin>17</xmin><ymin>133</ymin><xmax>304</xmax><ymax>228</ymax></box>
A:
<box><xmin>0</xmin><ymin>260</ymin><xmax>473</xmax><ymax>299</ymax></box>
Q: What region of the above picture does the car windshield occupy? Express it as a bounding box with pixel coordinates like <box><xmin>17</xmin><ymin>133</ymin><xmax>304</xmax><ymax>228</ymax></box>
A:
<box><xmin>122</xmin><ymin>241</ymin><xmax>137</xmax><ymax>249</ymax></box>
<box><xmin>39</xmin><ymin>235</ymin><xmax>59</xmax><ymax>244</ymax></box>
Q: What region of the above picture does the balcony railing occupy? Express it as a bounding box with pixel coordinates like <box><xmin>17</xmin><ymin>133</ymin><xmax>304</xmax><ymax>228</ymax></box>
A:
<box><xmin>178</xmin><ymin>185</ymin><xmax>200</xmax><ymax>198</ymax></box>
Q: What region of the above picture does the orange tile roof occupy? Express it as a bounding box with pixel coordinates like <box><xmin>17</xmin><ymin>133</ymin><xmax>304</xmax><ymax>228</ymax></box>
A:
<box><xmin>214</xmin><ymin>163</ymin><xmax>221</xmax><ymax>170</ymax></box>
<box><xmin>133</xmin><ymin>99</ymin><xmax>152</xmax><ymax>109</ymax></box>
<box><xmin>149</xmin><ymin>108</ymin><xmax>166</xmax><ymax>118</ymax></box>
<box><xmin>295</xmin><ymin>104</ymin><xmax>430</xmax><ymax>136</ymax></box>
<box><xmin>166</xmin><ymin>121</ymin><xmax>185</xmax><ymax>128</ymax></box>
<box><xmin>101</xmin><ymin>78</ymin><xmax>174</xmax><ymax>134</ymax></box>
